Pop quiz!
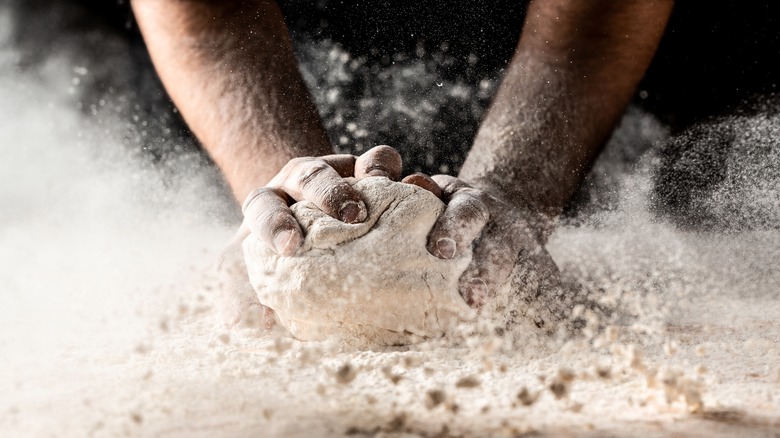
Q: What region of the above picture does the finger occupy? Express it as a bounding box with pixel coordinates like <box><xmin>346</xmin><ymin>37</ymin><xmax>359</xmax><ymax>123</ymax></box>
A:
<box><xmin>242</xmin><ymin>187</ymin><xmax>304</xmax><ymax>255</ymax></box>
<box><xmin>431</xmin><ymin>174</ymin><xmax>471</xmax><ymax>199</ymax></box>
<box><xmin>270</xmin><ymin>158</ymin><xmax>368</xmax><ymax>223</ymax></box>
<box><xmin>426</xmin><ymin>187</ymin><xmax>489</xmax><ymax>260</ymax></box>
<box><xmin>401</xmin><ymin>173</ymin><xmax>443</xmax><ymax>198</ymax></box>
<box><xmin>320</xmin><ymin>154</ymin><xmax>357</xmax><ymax>177</ymax></box>
<box><xmin>355</xmin><ymin>145</ymin><xmax>403</xmax><ymax>180</ymax></box>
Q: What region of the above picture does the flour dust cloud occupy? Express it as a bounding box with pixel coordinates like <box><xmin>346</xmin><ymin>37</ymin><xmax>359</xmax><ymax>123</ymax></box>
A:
<box><xmin>1</xmin><ymin>5</ymin><xmax>779</xmax><ymax>438</ymax></box>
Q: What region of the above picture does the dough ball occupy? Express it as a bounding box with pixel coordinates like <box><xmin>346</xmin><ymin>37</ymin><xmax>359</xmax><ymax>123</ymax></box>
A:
<box><xmin>243</xmin><ymin>177</ymin><xmax>476</xmax><ymax>346</ymax></box>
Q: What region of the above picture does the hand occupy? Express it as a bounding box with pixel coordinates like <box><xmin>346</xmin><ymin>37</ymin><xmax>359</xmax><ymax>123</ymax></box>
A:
<box><xmin>217</xmin><ymin>145</ymin><xmax>427</xmax><ymax>328</ymax></box>
<box><xmin>426</xmin><ymin>175</ymin><xmax>561</xmax><ymax>326</ymax></box>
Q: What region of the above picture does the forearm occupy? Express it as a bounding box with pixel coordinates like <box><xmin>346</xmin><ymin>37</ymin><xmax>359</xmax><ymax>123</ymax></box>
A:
<box><xmin>131</xmin><ymin>0</ymin><xmax>332</xmax><ymax>200</ymax></box>
<box><xmin>460</xmin><ymin>0</ymin><xmax>673</xmax><ymax>217</ymax></box>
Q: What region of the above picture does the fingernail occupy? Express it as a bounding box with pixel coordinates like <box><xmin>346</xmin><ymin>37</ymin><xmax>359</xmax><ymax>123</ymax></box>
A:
<box><xmin>339</xmin><ymin>201</ymin><xmax>366</xmax><ymax>223</ymax></box>
<box><xmin>273</xmin><ymin>229</ymin><xmax>298</xmax><ymax>256</ymax></box>
<box><xmin>466</xmin><ymin>278</ymin><xmax>488</xmax><ymax>308</ymax></box>
<box><xmin>435</xmin><ymin>237</ymin><xmax>457</xmax><ymax>259</ymax></box>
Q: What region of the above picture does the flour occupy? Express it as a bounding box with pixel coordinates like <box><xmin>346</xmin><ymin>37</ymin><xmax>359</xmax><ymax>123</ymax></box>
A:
<box><xmin>5</xmin><ymin>10</ymin><xmax>780</xmax><ymax>436</ymax></box>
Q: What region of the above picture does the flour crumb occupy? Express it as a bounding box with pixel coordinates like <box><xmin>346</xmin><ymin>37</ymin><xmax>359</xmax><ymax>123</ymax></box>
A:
<box><xmin>381</xmin><ymin>366</ymin><xmax>403</xmax><ymax>384</ymax></box>
<box><xmin>517</xmin><ymin>387</ymin><xmax>540</xmax><ymax>406</ymax></box>
<box><xmin>425</xmin><ymin>389</ymin><xmax>446</xmax><ymax>409</ymax></box>
<box><xmin>455</xmin><ymin>375</ymin><xmax>481</xmax><ymax>388</ymax></box>
<box><xmin>335</xmin><ymin>363</ymin><xmax>358</xmax><ymax>384</ymax></box>
<box><xmin>549</xmin><ymin>379</ymin><xmax>568</xmax><ymax>400</ymax></box>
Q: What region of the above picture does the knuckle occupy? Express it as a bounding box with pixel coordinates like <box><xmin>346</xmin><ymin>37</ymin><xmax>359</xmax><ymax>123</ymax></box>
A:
<box><xmin>242</xmin><ymin>187</ymin><xmax>282</xmax><ymax>214</ymax></box>
<box><xmin>323</xmin><ymin>154</ymin><xmax>357</xmax><ymax>177</ymax></box>
<box><xmin>287</xmin><ymin>156</ymin><xmax>316</xmax><ymax>167</ymax></box>
<box><xmin>370</xmin><ymin>144</ymin><xmax>395</xmax><ymax>153</ymax></box>
<box><xmin>254</xmin><ymin>205</ymin><xmax>291</xmax><ymax>231</ymax></box>
<box><xmin>402</xmin><ymin>173</ymin><xmax>442</xmax><ymax>196</ymax></box>
<box><xmin>431</xmin><ymin>175</ymin><xmax>461</xmax><ymax>195</ymax></box>
<box><xmin>459</xmin><ymin>186</ymin><xmax>488</xmax><ymax>202</ymax></box>
<box><xmin>295</xmin><ymin>161</ymin><xmax>330</xmax><ymax>189</ymax></box>
<box><xmin>266</xmin><ymin>209</ymin><xmax>296</xmax><ymax>231</ymax></box>
<box><xmin>452</xmin><ymin>191</ymin><xmax>490</xmax><ymax>222</ymax></box>
<box><xmin>364</xmin><ymin>144</ymin><xmax>400</xmax><ymax>161</ymax></box>
<box><xmin>357</xmin><ymin>146</ymin><xmax>402</xmax><ymax>178</ymax></box>
<box><xmin>278</xmin><ymin>157</ymin><xmax>310</xmax><ymax>176</ymax></box>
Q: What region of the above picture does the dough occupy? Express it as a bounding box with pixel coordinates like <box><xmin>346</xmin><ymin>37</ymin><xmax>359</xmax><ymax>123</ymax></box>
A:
<box><xmin>243</xmin><ymin>177</ymin><xmax>476</xmax><ymax>345</ymax></box>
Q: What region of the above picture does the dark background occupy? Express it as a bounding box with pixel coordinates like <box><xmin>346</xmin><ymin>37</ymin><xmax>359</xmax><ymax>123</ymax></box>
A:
<box><xmin>4</xmin><ymin>0</ymin><xmax>779</xmax><ymax>228</ymax></box>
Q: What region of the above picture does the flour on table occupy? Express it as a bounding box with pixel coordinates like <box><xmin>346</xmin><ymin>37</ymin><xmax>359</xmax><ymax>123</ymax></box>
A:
<box><xmin>243</xmin><ymin>177</ymin><xmax>476</xmax><ymax>345</ymax></box>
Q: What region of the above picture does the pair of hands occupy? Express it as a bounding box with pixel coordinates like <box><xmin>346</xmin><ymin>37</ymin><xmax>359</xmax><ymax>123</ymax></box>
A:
<box><xmin>217</xmin><ymin>146</ymin><xmax>558</xmax><ymax>329</ymax></box>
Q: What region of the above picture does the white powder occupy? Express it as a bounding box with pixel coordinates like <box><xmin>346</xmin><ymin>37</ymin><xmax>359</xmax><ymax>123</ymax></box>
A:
<box><xmin>2</xmin><ymin>13</ymin><xmax>779</xmax><ymax>437</ymax></box>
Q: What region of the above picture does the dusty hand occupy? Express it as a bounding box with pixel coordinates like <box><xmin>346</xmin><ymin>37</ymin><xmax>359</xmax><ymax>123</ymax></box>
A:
<box><xmin>426</xmin><ymin>175</ymin><xmax>561</xmax><ymax>313</ymax></box>
<box><xmin>217</xmin><ymin>145</ymin><xmax>409</xmax><ymax>328</ymax></box>
<box><xmin>242</xmin><ymin>145</ymin><xmax>405</xmax><ymax>255</ymax></box>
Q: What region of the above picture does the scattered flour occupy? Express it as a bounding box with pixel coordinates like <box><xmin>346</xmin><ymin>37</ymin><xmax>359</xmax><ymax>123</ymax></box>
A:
<box><xmin>2</xmin><ymin>10</ymin><xmax>779</xmax><ymax>437</ymax></box>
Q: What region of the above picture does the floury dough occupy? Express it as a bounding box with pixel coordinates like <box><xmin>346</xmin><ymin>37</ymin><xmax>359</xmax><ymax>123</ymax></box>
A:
<box><xmin>243</xmin><ymin>177</ymin><xmax>477</xmax><ymax>345</ymax></box>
